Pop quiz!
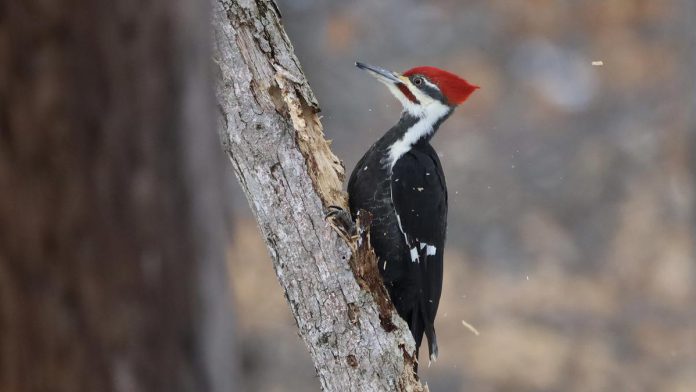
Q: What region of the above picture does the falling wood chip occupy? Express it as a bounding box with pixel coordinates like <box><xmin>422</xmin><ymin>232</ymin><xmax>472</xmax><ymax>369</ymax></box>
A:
<box><xmin>461</xmin><ymin>320</ymin><xmax>480</xmax><ymax>336</ymax></box>
<box><xmin>592</xmin><ymin>60</ymin><xmax>604</xmax><ymax>66</ymax></box>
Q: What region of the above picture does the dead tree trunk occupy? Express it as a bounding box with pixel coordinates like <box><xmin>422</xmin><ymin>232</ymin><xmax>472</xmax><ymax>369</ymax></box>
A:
<box><xmin>0</xmin><ymin>1</ymin><xmax>236</xmax><ymax>391</ymax></box>
<box><xmin>212</xmin><ymin>1</ymin><xmax>425</xmax><ymax>390</ymax></box>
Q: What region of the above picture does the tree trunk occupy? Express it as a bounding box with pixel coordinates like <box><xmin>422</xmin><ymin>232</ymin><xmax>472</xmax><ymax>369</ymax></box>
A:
<box><xmin>0</xmin><ymin>1</ymin><xmax>237</xmax><ymax>391</ymax></box>
<box><xmin>212</xmin><ymin>1</ymin><xmax>425</xmax><ymax>390</ymax></box>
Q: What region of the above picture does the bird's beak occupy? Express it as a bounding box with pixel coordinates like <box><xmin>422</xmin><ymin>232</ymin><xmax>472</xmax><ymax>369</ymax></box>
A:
<box><xmin>356</xmin><ymin>62</ymin><xmax>402</xmax><ymax>84</ymax></box>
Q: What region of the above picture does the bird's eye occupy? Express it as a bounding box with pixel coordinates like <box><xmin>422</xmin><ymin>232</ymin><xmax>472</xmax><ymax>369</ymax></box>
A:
<box><xmin>413</xmin><ymin>76</ymin><xmax>423</xmax><ymax>86</ymax></box>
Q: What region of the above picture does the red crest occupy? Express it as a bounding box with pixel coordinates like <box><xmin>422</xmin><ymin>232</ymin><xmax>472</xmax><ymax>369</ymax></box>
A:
<box><xmin>403</xmin><ymin>66</ymin><xmax>479</xmax><ymax>105</ymax></box>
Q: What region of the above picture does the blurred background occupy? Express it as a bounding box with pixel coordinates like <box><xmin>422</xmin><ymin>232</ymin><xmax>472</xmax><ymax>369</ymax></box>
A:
<box><xmin>2</xmin><ymin>0</ymin><xmax>694</xmax><ymax>391</ymax></box>
<box><xmin>231</xmin><ymin>0</ymin><xmax>696</xmax><ymax>391</ymax></box>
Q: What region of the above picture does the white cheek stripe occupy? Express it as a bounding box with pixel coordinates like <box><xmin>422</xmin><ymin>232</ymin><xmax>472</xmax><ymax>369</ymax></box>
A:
<box><xmin>422</xmin><ymin>78</ymin><xmax>439</xmax><ymax>91</ymax></box>
<box><xmin>386</xmin><ymin>100</ymin><xmax>450</xmax><ymax>169</ymax></box>
<box><xmin>386</xmin><ymin>83</ymin><xmax>421</xmax><ymax>116</ymax></box>
<box><xmin>382</xmin><ymin>78</ymin><xmax>450</xmax><ymax>169</ymax></box>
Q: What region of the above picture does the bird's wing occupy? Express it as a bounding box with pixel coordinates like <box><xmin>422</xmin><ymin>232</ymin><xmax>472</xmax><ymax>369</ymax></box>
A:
<box><xmin>390</xmin><ymin>149</ymin><xmax>447</xmax><ymax>260</ymax></box>
<box><xmin>390</xmin><ymin>148</ymin><xmax>447</xmax><ymax>359</ymax></box>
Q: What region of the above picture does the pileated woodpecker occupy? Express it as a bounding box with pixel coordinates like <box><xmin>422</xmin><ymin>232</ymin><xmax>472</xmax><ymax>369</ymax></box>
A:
<box><xmin>348</xmin><ymin>62</ymin><xmax>478</xmax><ymax>365</ymax></box>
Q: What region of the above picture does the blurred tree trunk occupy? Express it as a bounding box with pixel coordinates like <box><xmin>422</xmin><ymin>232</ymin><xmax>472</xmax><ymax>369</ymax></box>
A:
<box><xmin>212</xmin><ymin>1</ymin><xmax>424</xmax><ymax>391</ymax></box>
<box><xmin>0</xmin><ymin>1</ymin><xmax>237</xmax><ymax>392</ymax></box>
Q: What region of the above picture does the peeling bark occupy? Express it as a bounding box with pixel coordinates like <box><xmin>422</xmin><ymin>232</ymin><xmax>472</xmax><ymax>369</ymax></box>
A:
<box><xmin>212</xmin><ymin>0</ymin><xmax>425</xmax><ymax>390</ymax></box>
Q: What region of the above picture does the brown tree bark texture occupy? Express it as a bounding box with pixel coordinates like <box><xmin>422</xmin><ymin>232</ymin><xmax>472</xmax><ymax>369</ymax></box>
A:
<box><xmin>0</xmin><ymin>1</ymin><xmax>236</xmax><ymax>391</ymax></box>
<box><xmin>213</xmin><ymin>1</ymin><xmax>425</xmax><ymax>390</ymax></box>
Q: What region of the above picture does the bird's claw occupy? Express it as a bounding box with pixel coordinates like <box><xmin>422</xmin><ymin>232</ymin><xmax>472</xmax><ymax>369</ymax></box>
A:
<box><xmin>325</xmin><ymin>205</ymin><xmax>357</xmax><ymax>244</ymax></box>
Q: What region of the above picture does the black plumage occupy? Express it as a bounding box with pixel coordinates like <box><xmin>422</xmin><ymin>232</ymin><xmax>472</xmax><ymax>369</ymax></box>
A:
<box><xmin>348</xmin><ymin>113</ymin><xmax>448</xmax><ymax>364</ymax></box>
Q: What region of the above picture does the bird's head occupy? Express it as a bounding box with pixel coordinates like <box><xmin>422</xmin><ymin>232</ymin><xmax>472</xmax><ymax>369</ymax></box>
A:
<box><xmin>356</xmin><ymin>62</ymin><xmax>479</xmax><ymax>116</ymax></box>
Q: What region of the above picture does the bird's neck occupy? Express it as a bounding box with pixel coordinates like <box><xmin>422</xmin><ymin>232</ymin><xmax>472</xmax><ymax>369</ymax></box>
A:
<box><xmin>384</xmin><ymin>103</ymin><xmax>452</xmax><ymax>168</ymax></box>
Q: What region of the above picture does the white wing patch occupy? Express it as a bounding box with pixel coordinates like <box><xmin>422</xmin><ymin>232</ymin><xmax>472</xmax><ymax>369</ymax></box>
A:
<box><xmin>410</xmin><ymin>247</ymin><xmax>419</xmax><ymax>263</ymax></box>
<box><xmin>410</xmin><ymin>243</ymin><xmax>437</xmax><ymax>263</ymax></box>
<box><xmin>426</xmin><ymin>245</ymin><xmax>437</xmax><ymax>256</ymax></box>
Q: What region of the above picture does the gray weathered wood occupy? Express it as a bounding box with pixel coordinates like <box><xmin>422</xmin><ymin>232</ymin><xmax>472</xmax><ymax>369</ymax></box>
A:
<box><xmin>212</xmin><ymin>0</ymin><xmax>426</xmax><ymax>390</ymax></box>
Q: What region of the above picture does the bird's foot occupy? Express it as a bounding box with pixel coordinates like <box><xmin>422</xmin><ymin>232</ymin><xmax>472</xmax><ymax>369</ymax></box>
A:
<box><xmin>325</xmin><ymin>205</ymin><xmax>357</xmax><ymax>244</ymax></box>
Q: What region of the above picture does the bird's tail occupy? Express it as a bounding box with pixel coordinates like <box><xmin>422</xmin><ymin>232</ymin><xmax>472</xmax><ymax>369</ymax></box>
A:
<box><xmin>425</xmin><ymin>319</ymin><xmax>438</xmax><ymax>364</ymax></box>
<box><xmin>406</xmin><ymin>246</ymin><xmax>440</xmax><ymax>371</ymax></box>
<box><xmin>419</xmin><ymin>304</ymin><xmax>438</xmax><ymax>365</ymax></box>
<box><xmin>409</xmin><ymin>300</ymin><xmax>438</xmax><ymax>371</ymax></box>
<box><xmin>418</xmin><ymin>246</ymin><xmax>439</xmax><ymax>365</ymax></box>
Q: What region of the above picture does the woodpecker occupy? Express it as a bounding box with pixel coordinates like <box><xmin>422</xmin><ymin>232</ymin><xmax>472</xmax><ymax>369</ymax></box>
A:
<box><xmin>348</xmin><ymin>62</ymin><xmax>478</xmax><ymax>366</ymax></box>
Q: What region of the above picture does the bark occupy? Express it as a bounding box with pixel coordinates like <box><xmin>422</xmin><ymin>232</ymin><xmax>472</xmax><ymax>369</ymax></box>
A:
<box><xmin>0</xmin><ymin>1</ymin><xmax>236</xmax><ymax>391</ymax></box>
<box><xmin>212</xmin><ymin>1</ymin><xmax>425</xmax><ymax>390</ymax></box>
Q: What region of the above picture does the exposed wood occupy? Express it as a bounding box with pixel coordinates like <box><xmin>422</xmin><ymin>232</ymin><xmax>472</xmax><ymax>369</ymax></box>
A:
<box><xmin>212</xmin><ymin>0</ymin><xmax>425</xmax><ymax>390</ymax></box>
